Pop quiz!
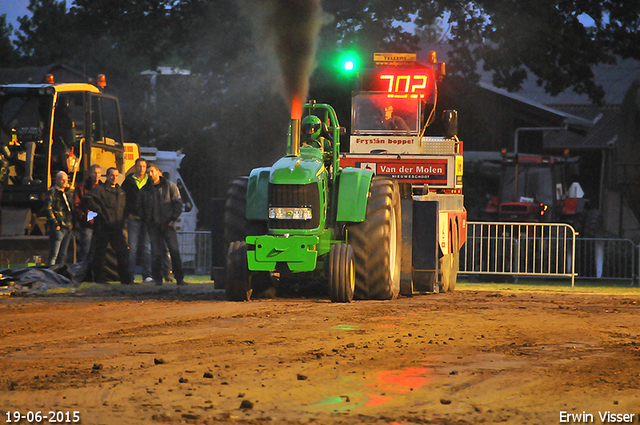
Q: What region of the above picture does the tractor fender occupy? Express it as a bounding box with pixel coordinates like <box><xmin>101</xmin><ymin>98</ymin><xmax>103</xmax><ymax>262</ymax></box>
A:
<box><xmin>246</xmin><ymin>167</ymin><xmax>271</xmax><ymax>221</ymax></box>
<box><xmin>335</xmin><ymin>168</ymin><xmax>374</xmax><ymax>222</ymax></box>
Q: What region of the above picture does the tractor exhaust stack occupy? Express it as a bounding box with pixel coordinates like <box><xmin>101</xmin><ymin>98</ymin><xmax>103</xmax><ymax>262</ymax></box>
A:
<box><xmin>290</xmin><ymin>97</ymin><xmax>302</xmax><ymax>156</ymax></box>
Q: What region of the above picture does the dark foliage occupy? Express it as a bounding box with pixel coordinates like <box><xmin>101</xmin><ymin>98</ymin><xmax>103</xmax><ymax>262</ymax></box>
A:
<box><xmin>6</xmin><ymin>0</ymin><xmax>639</xmax><ymax>227</ymax></box>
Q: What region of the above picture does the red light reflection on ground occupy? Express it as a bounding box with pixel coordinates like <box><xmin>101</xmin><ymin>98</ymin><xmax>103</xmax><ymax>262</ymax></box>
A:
<box><xmin>365</xmin><ymin>394</ymin><xmax>393</xmax><ymax>406</ymax></box>
<box><xmin>368</xmin><ymin>367</ymin><xmax>431</xmax><ymax>394</ymax></box>
<box><xmin>311</xmin><ymin>366</ymin><xmax>433</xmax><ymax>411</ymax></box>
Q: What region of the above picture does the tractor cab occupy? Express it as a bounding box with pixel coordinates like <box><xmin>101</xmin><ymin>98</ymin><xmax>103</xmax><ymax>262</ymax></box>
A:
<box><xmin>496</xmin><ymin>153</ymin><xmax>586</xmax><ymax>225</ymax></box>
<box><xmin>499</xmin><ymin>159</ymin><xmax>558</xmax><ymax>221</ymax></box>
<box><xmin>351</xmin><ymin>59</ymin><xmax>440</xmax><ymax>139</ymax></box>
<box><xmin>352</xmin><ymin>93</ymin><xmax>421</xmax><ymax>135</ymax></box>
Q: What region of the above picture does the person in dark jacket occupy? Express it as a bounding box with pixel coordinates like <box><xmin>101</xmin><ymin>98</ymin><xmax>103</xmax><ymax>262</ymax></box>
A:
<box><xmin>137</xmin><ymin>164</ymin><xmax>185</xmax><ymax>286</ymax></box>
<box><xmin>45</xmin><ymin>171</ymin><xmax>73</xmax><ymax>265</ymax></box>
<box><xmin>83</xmin><ymin>167</ymin><xmax>132</xmax><ymax>284</ymax></box>
<box><xmin>121</xmin><ymin>158</ymin><xmax>152</xmax><ymax>282</ymax></box>
<box><xmin>72</xmin><ymin>164</ymin><xmax>101</xmax><ymax>263</ymax></box>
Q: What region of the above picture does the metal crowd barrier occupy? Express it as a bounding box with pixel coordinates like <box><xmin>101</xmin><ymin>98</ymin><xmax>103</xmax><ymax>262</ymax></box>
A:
<box><xmin>176</xmin><ymin>231</ymin><xmax>211</xmax><ymax>274</ymax></box>
<box><xmin>180</xmin><ymin>227</ymin><xmax>637</xmax><ymax>285</ymax></box>
<box><xmin>460</xmin><ymin>222</ymin><xmax>577</xmax><ymax>287</ymax></box>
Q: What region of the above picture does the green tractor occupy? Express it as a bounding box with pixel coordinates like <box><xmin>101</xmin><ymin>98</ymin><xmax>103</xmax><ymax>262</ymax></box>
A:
<box><xmin>220</xmin><ymin>101</ymin><xmax>401</xmax><ymax>302</ymax></box>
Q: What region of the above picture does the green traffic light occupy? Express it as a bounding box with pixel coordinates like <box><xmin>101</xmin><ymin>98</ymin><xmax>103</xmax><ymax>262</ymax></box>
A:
<box><xmin>344</xmin><ymin>60</ymin><xmax>354</xmax><ymax>71</ymax></box>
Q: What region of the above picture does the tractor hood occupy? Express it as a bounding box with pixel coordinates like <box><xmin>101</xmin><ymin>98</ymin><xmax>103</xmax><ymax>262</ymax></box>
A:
<box><xmin>270</xmin><ymin>148</ymin><xmax>325</xmax><ymax>185</ymax></box>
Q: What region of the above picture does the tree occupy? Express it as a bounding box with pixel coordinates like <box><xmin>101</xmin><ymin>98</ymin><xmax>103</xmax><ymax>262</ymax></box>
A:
<box><xmin>320</xmin><ymin>0</ymin><xmax>421</xmax><ymax>54</ymax></box>
<box><xmin>170</xmin><ymin>0</ymin><xmax>251</xmax><ymax>73</ymax></box>
<box><xmin>319</xmin><ymin>0</ymin><xmax>640</xmax><ymax>104</ymax></box>
<box><xmin>14</xmin><ymin>0</ymin><xmax>76</xmax><ymax>64</ymax></box>
<box><xmin>71</xmin><ymin>0</ymin><xmax>177</xmax><ymax>71</ymax></box>
<box><xmin>9</xmin><ymin>0</ymin><xmax>640</xmax><ymax>227</ymax></box>
<box><xmin>0</xmin><ymin>15</ymin><xmax>19</xmax><ymax>66</ymax></box>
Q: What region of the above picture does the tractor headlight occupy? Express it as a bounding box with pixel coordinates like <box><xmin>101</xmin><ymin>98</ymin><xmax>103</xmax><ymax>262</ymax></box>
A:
<box><xmin>269</xmin><ymin>207</ymin><xmax>313</xmax><ymax>220</ymax></box>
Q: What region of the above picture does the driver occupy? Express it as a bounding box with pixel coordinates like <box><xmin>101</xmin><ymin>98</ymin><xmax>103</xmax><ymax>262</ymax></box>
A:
<box><xmin>301</xmin><ymin>115</ymin><xmax>333</xmax><ymax>153</ymax></box>
<box><xmin>381</xmin><ymin>105</ymin><xmax>409</xmax><ymax>131</ymax></box>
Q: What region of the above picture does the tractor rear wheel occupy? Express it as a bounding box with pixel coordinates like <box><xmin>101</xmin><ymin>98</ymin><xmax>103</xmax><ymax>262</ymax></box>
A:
<box><xmin>328</xmin><ymin>243</ymin><xmax>355</xmax><ymax>303</ymax></box>
<box><xmin>226</xmin><ymin>241</ymin><xmax>252</xmax><ymax>301</ymax></box>
<box><xmin>220</xmin><ymin>177</ymin><xmax>267</xmax><ymax>289</ymax></box>
<box><xmin>349</xmin><ymin>177</ymin><xmax>401</xmax><ymax>300</ymax></box>
<box><xmin>224</xmin><ymin>177</ymin><xmax>249</xmax><ymax>249</ymax></box>
<box><xmin>224</xmin><ymin>177</ymin><xmax>267</xmax><ymax>248</ymax></box>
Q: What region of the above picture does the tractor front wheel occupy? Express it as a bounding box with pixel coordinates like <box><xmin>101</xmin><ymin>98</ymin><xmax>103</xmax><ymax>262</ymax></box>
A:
<box><xmin>328</xmin><ymin>243</ymin><xmax>355</xmax><ymax>303</ymax></box>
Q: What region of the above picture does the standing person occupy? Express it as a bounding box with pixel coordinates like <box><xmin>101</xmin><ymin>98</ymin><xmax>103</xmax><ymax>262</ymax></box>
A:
<box><xmin>122</xmin><ymin>157</ymin><xmax>152</xmax><ymax>283</ymax></box>
<box><xmin>138</xmin><ymin>164</ymin><xmax>186</xmax><ymax>286</ymax></box>
<box><xmin>161</xmin><ymin>171</ymin><xmax>174</xmax><ymax>283</ymax></box>
<box><xmin>72</xmin><ymin>164</ymin><xmax>102</xmax><ymax>263</ymax></box>
<box><xmin>45</xmin><ymin>171</ymin><xmax>73</xmax><ymax>265</ymax></box>
<box><xmin>83</xmin><ymin>167</ymin><xmax>132</xmax><ymax>285</ymax></box>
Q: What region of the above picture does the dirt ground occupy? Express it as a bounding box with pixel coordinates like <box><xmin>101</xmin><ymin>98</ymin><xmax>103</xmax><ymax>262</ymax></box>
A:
<box><xmin>1</xmin><ymin>283</ymin><xmax>639</xmax><ymax>425</ymax></box>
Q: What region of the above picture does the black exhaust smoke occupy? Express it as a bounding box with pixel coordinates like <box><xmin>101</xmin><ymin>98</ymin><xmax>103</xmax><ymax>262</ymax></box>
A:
<box><xmin>240</xmin><ymin>0</ymin><xmax>326</xmax><ymax>154</ymax></box>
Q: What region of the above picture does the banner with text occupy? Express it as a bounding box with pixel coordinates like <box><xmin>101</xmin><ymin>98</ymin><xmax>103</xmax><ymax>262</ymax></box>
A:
<box><xmin>350</xmin><ymin>135</ymin><xmax>420</xmax><ymax>154</ymax></box>
<box><xmin>341</xmin><ymin>156</ymin><xmax>449</xmax><ymax>185</ymax></box>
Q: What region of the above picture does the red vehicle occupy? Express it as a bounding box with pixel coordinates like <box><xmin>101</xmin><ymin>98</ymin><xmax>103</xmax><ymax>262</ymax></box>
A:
<box><xmin>486</xmin><ymin>151</ymin><xmax>601</xmax><ymax>237</ymax></box>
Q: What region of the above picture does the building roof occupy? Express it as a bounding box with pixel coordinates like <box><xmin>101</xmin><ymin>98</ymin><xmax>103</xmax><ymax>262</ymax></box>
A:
<box><xmin>418</xmin><ymin>42</ymin><xmax>640</xmax><ymax>150</ymax></box>
<box><xmin>543</xmin><ymin>105</ymin><xmax>619</xmax><ymax>150</ymax></box>
<box><xmin>418</xmin><ymin>42</ymin><xmax>640</xmax><ymax>106</ymax></box>
<box><xmin>479</xmin><ymin>82</ymin><xmax>594</xmax><ymax>131</ymax></box>
<box><xmin>0</xmin><ymin>64</ymin><xmax>88</xmax><ymax>84</ymax></box>
<box><xmin>499</xmin><ymin>58</ymin><xmax>640</xmax><ymax>106</ymax></box>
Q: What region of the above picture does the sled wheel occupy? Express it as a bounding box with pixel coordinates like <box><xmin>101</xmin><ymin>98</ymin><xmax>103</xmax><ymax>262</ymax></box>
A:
<box><xmin>439</xmin><ymin>220</ymin><xmax>459</xmax><ymax>293</ymax></box>
<box><xmin>449</xmin><ymin>221</ymin><xmax>459</xmax><ymax>292</ymax></box>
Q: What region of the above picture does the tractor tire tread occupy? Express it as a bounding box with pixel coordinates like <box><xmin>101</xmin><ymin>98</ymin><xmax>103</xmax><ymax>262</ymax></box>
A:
<box><xmin>349</xmin><ymin>177</ymin><xmax>401</xmax><ymax>300</ymax></box>
<box><xmin>329</xmin><ymin>243</ymin><xmax>355</xmax><ymax>303</ymax></box>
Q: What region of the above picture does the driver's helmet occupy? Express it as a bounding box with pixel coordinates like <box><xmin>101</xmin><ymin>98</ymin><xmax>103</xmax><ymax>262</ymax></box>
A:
<box><xmin>301</xmin><ymin>115</ymin><xmax>322</xmax><ymax>139</ymax></box>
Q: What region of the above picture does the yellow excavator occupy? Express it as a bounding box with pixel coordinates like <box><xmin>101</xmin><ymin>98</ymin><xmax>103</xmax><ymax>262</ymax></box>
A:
<box><xmin>0</xmin><ymin>73</ymin><xmax>139</xmax><ymax>264</ymax></box>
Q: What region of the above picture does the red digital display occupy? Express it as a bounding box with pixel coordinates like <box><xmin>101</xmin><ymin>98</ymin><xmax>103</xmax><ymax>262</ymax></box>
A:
<box><xmin>360</xmin><ymin>69</ymin><xmax>435</xmax><ymax>99</ymax></box>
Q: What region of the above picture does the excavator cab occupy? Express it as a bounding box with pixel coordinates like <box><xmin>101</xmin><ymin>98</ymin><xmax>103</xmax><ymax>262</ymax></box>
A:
<box><xmin>0</xmin><ymin>81</ymin><xmax>126</xmax><ymax>236</ymax></box>
<box><xmin>0</xmin><ymin>89</ymin><xmax>52</xmax><ymax>187</ymax></box>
